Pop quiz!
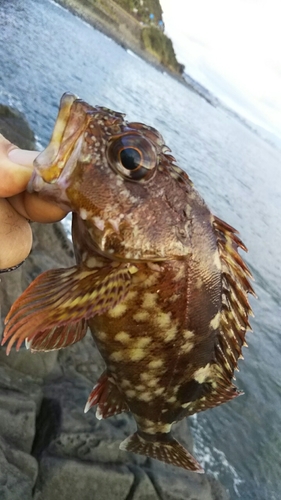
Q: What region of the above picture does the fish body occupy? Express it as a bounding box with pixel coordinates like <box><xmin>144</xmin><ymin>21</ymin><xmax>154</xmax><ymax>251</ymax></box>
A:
<box><xmin>2</xmin><ymin>93</ymin><xmax>255</xmax><ymax>472</ymax></box>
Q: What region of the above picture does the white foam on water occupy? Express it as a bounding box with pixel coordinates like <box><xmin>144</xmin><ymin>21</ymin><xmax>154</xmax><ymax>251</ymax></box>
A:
<box><xmin>126</xmin><ymin>49</ymin><xmax>143</xmax><ymax>62</ymax></box>
<box><xmin>190</xmin><ymin>415</ymin><xmax>243</xmax><ymax>497</ymax></box>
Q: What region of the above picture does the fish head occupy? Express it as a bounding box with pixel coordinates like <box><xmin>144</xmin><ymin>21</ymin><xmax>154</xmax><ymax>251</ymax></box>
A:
<box><xmin>30</xmin><ymin>93</ymin><xmax>198</xmax><ymax>261</ymax></box>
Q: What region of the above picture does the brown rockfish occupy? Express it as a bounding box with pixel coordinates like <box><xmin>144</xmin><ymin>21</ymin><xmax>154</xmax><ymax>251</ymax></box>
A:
<box><xmin>2</xmin><ymin>93</ymin><xmax>255</xmax><ymax>472</ymax></box>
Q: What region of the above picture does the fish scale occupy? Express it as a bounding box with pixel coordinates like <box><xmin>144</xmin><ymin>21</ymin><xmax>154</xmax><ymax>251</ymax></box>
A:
<box><xmin>1</xmin><ymin>92</ymin><xmax>255</xmax><ymax>473</ymax></box>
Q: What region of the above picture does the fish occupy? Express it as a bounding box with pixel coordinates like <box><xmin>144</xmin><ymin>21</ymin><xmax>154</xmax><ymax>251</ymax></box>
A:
<box><xmin>1</xmin><ymin>93</ymin><xmax>255</xmax><ymax>473</ymax></box>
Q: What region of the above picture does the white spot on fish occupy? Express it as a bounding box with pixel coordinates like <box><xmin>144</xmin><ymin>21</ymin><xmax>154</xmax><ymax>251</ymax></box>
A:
<box><xmin>139</xmin><ymin>392</ymin><xmax>153</xmax><ymax>402</ymax></box>
<box><xmin>109</xmin><ymin>351</ymin><xmax>124</xmax><ymax>362</ymax></box>
<box><xmin>140</xmin><ymin>372</ymin><xmax>151</xmax><ymax>382</ymax></box>
<box><xmin>142</xmin><ymin>293</ymin><xmax>158</xmax><ymax>309</ymax></box>
<box><xmin>210</xmin><ymin>311</ymin><xmax>221</xmax><ymax>330</ymax></box>
<box><xmin>148</xmin><ymin>359</ymin><xmax>163</xmax><ymax>369</ymax></box>
<box><xmin>135</xmin><ymin>384</ymin><xmax>146</xmax><ymax>391</ymax></box>
<box><xmin>108</xmin><ymin>303</ymin><xmax>128</xmax><ymax>318</ymax></box>
<box><xmin>93</xmin><ymin>216</ymin><xmax>105</xmax><ymax>231</ymax></box>
<box><xmin>114</xmin><ymin>331</ymin><xmax>131</xmax><ymax>343</ymax></box>
<box><xmin>180</xmin><ymin>342</ymin><xmax>194</xmax><ymax>353</ymax></box>
<box><xmin>147</xmin><ymin>262</ymin><xmax>162</xmax><ymax>272</ymax></box>
<box><xmin>155</xmin><ymin>311</ymin><xmax>172</xmax><ymax>329</ymax></box>
<box><xmin>193</xmin><ymin>363</ymin><xmax>212</xmax><ymax>383</ymax></box>
<box><xmin>80</xmin><ymin>208</ymin><xmax>89</xmax><ymax>220</ymax></box>
<box><xmin>129</xmin><ymin>348</ymin><xmax>146</xmax><ymax>361</ymax></box>
<box><xmin>133</xmin><ymin>310</ymin><xmax>150</xmax><ymax>322</ymax></box>
<box><xmin>181</xmin><ymin>401</ymin><xmax>192</xmax><ymax>409</ymax></box>
<box><xmin>163</xmin><ymin>325</ymin><xmax>178</xmax><ymax>342</ymax></box>
<box><xmin>96</xmin><ymin>331</ymin><xmax>107</xmax><ymax>341</ymax></box>
<box><xmin>153</xmin><ymin>387</ymin><xmax>165</xmax><ymax>396</ymax></box>
<box><xmin>126</xmin><ymin>389</ymin><xmax>136</xmax><ymax>398</ymax></box>
<box><xmin>182</xmin><ymin>330</ymin><xmax>195</xmax><ymax>341</ymax></box>
<box><xmin>121</xmin><ymin>379</ymin><xmax>131</xmax><ymax>388</ymax></box>
<box><xmin>213</xmin><ymin>250</ymin><xmax>221</xmax><ymax>270</ymax></box>
<box><xmin>147</xmin><ymin>377</ymin><xmax>160</xmax><ymax>388</ymax></box>
<box><xmin>167</xmin><ymin>395</ymin><xmax>177</xmax><ymax>403</ymax></box>
<box><xmin>86</xmin><ymin>256</ymin><xmax>104</xmax><ymax>268</ymax></box>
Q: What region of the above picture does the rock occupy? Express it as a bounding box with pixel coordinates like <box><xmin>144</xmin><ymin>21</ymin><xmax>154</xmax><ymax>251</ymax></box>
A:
<box><xmin>0</xmin><ymin>391</ymin><xmax>37</xmax><ymax>454</ymax></box>
<box><xmin>0</xmin><ymin>104</ymin><xmax>36</xmax><ymax>150</ymax></box>
<box><xmin>0</xmin><ymin>439</ymin><xmax>37</xmax><ymax>500</ymax></box>
<box><xmin>33</xmin><ymin>457</ymin><xmax>134</xmax><ymax>500</ymax></box>
<box><xmin>127</xmin><ymin>470</ymin><xmax>159</xmax><ymax>500</ymax></box>
<box><xmin>208</xmin><ymin>476</ymin><xmax>231</xmax><ymax>500</ymax></box>
<box><xmin>0</xmin><ymin>365</ymin><xmax>40</xmax><ymax>500</ymax></box>
<box><xmin>147</xmin><ymin>461</ymin><xmax>215</xmax><ymax>500</ymax></box>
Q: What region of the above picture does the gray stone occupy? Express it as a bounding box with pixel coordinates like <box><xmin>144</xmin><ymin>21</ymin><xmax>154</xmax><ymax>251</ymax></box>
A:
<box><xmin>0</xmin><ymin>266</ymin><xmax>24</xmax><ymax>320</ymax></box>
<box><xmin>0</xmin><ymin>362</ymin><xmax>42</xmax><ymax>403</ymax></box>
<box><xmin>33</xmin><ymin>456</ymin><xmax>134</xmax><ymax>500</ymax></box>
<box><xmin>0</xmin><ymin>104</ymin><xmax>36</xmax><ymax>150</ymax></box>
<box><xmin>128</xmin><ymin>470</ymin><xmax>159</xmax><ymax>500</ymax></box>
<box><xmin>208</xmin><ymin>476</ymin><xmax>230</xmax><ymax>500</ymax></box>
<box><xmin>151</xmin><ymin>467</ymin><xmax>213</xmax><ymax>500</ymax></box>
<box><xmin>0</xmin><ymin>347</ymin><xmax>59</xmax><ymax>380</ymax></box>
<box><xmin>0</xmin><ymin>392</ymin><xmax>36</xmax><ymax>454</ymax></box>
<box><xmin>0</xmin><ymin>438</ymin><xmax>37</xmax><ymax>500</ymax></box>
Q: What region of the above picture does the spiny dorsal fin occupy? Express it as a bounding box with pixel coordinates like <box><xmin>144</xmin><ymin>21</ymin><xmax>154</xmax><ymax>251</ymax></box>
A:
<box><xmin>213</xmin><ymin>216</ymin><xmax>255</xmax><ymax>376</ymax></box>
<box><xmin>182</xmin><ymin>217</ymin><xmax>255</xmax><ymax>416</ymax></box>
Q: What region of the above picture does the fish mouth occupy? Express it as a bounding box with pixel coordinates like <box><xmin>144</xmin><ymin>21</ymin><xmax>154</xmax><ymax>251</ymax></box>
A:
<box><xmin>30</xmin><ymin>93</ymin><xmax>91</xmax><ymax>186</ymax></box>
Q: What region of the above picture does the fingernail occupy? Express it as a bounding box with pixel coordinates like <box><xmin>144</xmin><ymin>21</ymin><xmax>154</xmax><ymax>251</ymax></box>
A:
<box><xmin>8</xmin><ymin>148</ymin><xmax>39</xmax><ymax>166</ymax></box>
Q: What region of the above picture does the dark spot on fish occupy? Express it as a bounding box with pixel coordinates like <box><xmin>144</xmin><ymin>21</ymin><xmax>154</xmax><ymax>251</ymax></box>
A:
<box><xmin>178</xmin><ymin>379</ymin><xmax>212</xmax><ymax>403</ymax></box>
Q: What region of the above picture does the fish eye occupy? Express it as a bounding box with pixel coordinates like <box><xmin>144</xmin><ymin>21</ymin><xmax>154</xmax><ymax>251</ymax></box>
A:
<box><xmin>119</xmin><ymin>147</ymin><xmax>142</xmax><ymax>171</ymax></box>
<box><xmin>107</xmin><ymin>134</ymin><xmax>157</xmax><ymax>181</ymax></box>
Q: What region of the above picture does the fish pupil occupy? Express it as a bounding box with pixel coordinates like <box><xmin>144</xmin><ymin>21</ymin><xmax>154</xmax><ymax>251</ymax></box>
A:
<box><xmin>120</xmin><ymin>148</ymin><xmax>141</xmax><ymax>171</ymax></box>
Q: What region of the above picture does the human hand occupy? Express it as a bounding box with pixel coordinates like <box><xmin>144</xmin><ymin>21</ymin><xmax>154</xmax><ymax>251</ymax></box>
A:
<box><xmin>0</xmin><ymin>134</ymin><xmax>67</xmax><ymax>271</ymax></box>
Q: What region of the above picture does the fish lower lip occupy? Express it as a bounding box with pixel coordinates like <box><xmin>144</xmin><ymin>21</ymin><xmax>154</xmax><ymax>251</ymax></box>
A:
<box><xmin>33</xmin><ymin>93</ymin><xmax>77</xmax><ymax>183</ymax></box>
<box><xmin>32</xmin><ymin>92</ymin><xmax>92</xmax><ymax>184</ymax></box>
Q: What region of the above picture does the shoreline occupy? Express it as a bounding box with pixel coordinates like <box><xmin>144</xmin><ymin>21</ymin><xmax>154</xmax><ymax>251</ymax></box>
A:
<box><xmin>53</xmin><ymin>0</ymin><xmax>199</xmax><ymax>94</ymax></box>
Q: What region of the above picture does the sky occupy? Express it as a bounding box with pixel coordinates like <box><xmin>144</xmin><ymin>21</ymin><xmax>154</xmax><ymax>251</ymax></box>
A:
<box><xmin>160</xmin><ymin>0</ymin><xmax>281</xmax><ymax>140</ymax></box>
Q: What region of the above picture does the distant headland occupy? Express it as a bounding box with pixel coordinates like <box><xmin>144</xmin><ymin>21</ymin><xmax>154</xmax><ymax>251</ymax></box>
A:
<box><xmin>54</xmin><ymin>0</ymin><xmax>185</xmax><ymax>77</ymax></box>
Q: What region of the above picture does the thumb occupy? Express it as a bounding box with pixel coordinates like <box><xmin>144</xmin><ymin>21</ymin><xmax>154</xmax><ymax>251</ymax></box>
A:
<box><xmin>0</xmin><ymin>135</ymin><xmax>39</xmax><ymax>197</ymax></box>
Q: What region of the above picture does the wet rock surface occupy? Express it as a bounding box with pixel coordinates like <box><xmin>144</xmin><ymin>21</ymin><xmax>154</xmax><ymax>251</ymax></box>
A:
<box><xmin>0</xmin><ymin>106</ymin><xmax>230</xmax><ymax>499</ymax></box>
<box><xmin>0</xmin><ymin>104</ymin><xmax>36</xmax><ymax>150</ymax></box>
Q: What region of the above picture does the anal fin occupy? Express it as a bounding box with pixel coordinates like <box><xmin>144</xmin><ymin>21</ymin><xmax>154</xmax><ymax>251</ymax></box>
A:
<box><xmin>84</xmin><ymin>371</ymin><xmax>129</xmax><ymax>419</ymax></box>
<box><xmin>119</xmin><ymin>431</ymin><xmax>204</xmax><ymax>473</ymax></box>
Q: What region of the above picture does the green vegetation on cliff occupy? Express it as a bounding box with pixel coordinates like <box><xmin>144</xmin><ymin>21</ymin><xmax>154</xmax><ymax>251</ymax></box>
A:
<box><xmin>56</xmin><ymin>0</ymin><xmax>184</xmax><ymax>75</ymax></box>
<box><xmin>141</xmin><ymin>26</ymin><xmax>184</xmax><ymax>74</ymax></box>
<box><xmin>107</xmin><ymin>0</ymin><xmax>184</xmax><ymax>73</ymax></box>
<box><xmin>113</xmin><ymin>0</ymin><xmax>162</xmax><ymax>22</ymax></box>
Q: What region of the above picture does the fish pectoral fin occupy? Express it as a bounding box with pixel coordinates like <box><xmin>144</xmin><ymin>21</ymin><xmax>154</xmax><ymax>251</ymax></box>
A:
<box><xmin>84</xmin><ymin>371</ymin><xmax>129</xmax><ymax>419</ymax></box>
<box><xmin>2</xmin><ymin>264</ymin><xmax>133</xmax><ymax>354</ymax></box>
<box><xmin>25</xmin><ymin>319</ymin><xmax>88</xmax><ymax>352</ymax></box>
<box><xmin>119</xmin><ymin>431</ymin><xmax>204</xmax><ymax>473</ymax></box>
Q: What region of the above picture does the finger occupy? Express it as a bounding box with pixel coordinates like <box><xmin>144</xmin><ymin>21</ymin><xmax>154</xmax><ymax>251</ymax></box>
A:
<box><xmin>9</xmin><ymin>192</ymin><xmax>67</xmax><ymax>223</ymax></box>
<box><xmin>0</xmin><ymin>198</ymin><xmax>32</xmax><ymax>269</ymax></box>
<box><xmin>0</xmin><ymin>135</ymin><xmax>38</xmax><ymax>196</ymax></box>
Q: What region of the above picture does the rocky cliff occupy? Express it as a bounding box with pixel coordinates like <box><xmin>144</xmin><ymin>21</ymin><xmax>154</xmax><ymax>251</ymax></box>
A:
<box><xmin>0</xmin><ymin>106</ymin><xmax>229</xmax><ymax>500</ymax></box>
<box><xmin>54</xmin><ymin>0</ymin><xmax>184</xmax><ymax>75</ymax></box>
